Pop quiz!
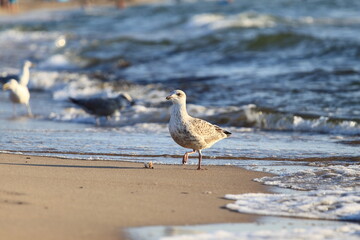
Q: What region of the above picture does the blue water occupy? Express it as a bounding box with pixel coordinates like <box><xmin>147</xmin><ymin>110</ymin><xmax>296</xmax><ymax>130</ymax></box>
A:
<box><xmin>1</xmin><ymin>0</ymin><xmax>360</xmax><ymax>130</ymax></box>
<box><xmin>0</xmin><ymin>0</ymin><xmax>359</xmax><ymax>167</ymax></box>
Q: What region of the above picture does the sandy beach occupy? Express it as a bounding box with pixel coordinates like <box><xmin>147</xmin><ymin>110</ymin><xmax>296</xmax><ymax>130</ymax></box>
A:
<box><xmin>0</xmin><ymin>153</ymin><xmax>270</xmax><ymax>240</ymax></box>
<box><xmin>0</xmin><ymin>0</ymin><xmax>164</xmax><ymax>16</ymax></box>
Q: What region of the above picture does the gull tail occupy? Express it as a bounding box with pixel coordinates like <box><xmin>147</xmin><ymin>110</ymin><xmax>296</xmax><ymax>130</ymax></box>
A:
<box><xmin>69</xmin><ymin>97</ymin><xmax>81</xmax><ymax>105</ymax></box>
<box><xmin>223</xmin><ymin>130</ymin><xmax>232</xmax><ymax>137</ymax></box>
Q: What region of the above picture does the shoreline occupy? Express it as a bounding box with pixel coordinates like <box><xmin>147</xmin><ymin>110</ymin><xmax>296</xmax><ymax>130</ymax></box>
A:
<box><xmin>0</xmin><ymin>153</ymin><xmax>271</xmax><ymax>240</ymax></box>
<box><xmin>0</xmin><ymin>0</ymin><xmax>165</xmax><ymax>16</ymax></box>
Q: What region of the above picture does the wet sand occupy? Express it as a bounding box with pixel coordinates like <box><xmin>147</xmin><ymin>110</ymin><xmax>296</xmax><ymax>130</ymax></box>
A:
<box><xmin>0</xmin><ymin>0</ymin><xmax>164</xmax><ymax>16</ymax></box>
<box><xmin>0</xmin><ymin>153</ymin><xmax>270</xmax><ymax>240</ymax></box>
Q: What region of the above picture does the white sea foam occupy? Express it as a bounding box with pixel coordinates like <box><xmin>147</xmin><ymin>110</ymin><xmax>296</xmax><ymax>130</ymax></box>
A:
<box><xmin>189</xmin><ymin>12</ymin><xmax>277</xmax><ymax>30</ymax></box>
<box><xmin>226</xmin><ymin>163</ymin><xmax>360</xmax><ymax>222</ymax></box>
<box><xmin>0</xmin><ymin>8</ymin><xmax>77</xmax><ymax>23</ymax></box>
<box><xmin>37</xmin><ymin>54</ymin><xmax>75</xmax><ymax>70</ymax></box>
<box><xmin>0</xmin><ymin>29</ymin><xmax>61</xmax><ymax>67</ymax></box>
<box><xmin>298</xmin><ymin>16</ymin><xmax>360</xmax><ymax>26</ymax></box>
<box><xmin>48</xmin><ymin>107</ymin><xmax>104</xmax><ymax>124</ymax></box>
<box><xmin>0</xmin><ymin>29</ymin><xmax>60</xmax><ymax>43</ymax></box>
<box><xmin>127</xmin><ymin>217</ymin><xmax>360</xmax><ymax>240</ymax></box>
<box><xmin>29</xmin><ymin>71</ymin><xmax>60</xmax><ymax>90</ymax></box>
<box><xmin>50</xmin><ymin>104</ymin><xmax>168</xmax><ymax>126</ymax></box>
<box><xmin>188</xmin><ymin>12</ymin><xmax>360</xmax><ymax>34</ymax></box>
<box><xmin>160</xmin><ymin>224</ymin><xmax>360</xmax><ymax>240</ymax></box>
<box><xmin>52</xmin><ymin>75</ymin><xmax>103</xmax><ymax>100</ymax></box>
<box><xmin>225</xmin><ymin>190</ymin><xmax>360</xmax><ymax>221</ymax></box>
<box><xmin>255</xmin><ymin>164</ymin><xmax>360</xmax><ymax>191</ymax></box>
<box><xmin>190</xmin><ymin>13</ymin><xmax>224</xmax><ymax>27</ymax></box>
<box><xmin>29</xmin><ymin>71</ymin><xmax>104</xmax><ymax>97</ymax></box>
<box><xmin>239</xmin><ymin>106</ymin><xmax>360</xmax><ymax>135</ymax></box>
<box><xmin>291</xmin><ymin>116</ymin><xmax>360</xmax><ymax>135</ymax></box>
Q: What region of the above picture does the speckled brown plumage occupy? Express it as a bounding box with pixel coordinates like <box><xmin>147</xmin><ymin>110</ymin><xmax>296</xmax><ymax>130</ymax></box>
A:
<box><xmin>166</xmin><ymin>90</ymin><xmax>231</xmax><ymax>170</ymax></box>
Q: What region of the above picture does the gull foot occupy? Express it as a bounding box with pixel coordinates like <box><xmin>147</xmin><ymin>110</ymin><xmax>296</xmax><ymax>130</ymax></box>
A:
<box><xmin>197</xmin><ymin>167</ymin><xmax>207</xmax><ymax>170</ymax></box>
<box><xmin>182</xmin><ymin>155</ymin><xmax>188</xmax><ymax>164</ymax></box>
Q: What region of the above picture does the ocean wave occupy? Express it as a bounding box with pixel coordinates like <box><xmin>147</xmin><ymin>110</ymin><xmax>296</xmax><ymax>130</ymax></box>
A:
<box><xmin>0</xmin><ymin>8</ymin><xmax>78</xmax><ymax>24</ymax></box>
<box><xmin>226</xmin><ymin>190</ymin><xmax>360</xmax><ymax>221</ymax></box>
<box><xmin>188</xmin><ymin>11</ymin><xmax>360</xmax><ymax>33</ymax></box>
<box><xmin>188</xmin><ymin>12</ymin><xmax>277</xmax><ymax>30</ymax></box>
<box><xmin>49</xmin><ymin>105</ymin><xmax>169</xmax><ymax>126</ymax></box>
<box><xmin>243</xmin><ymin>32</ymin><xmax>319</xmax><ymax>51</ymax></box>
<box><xmin>24</xmin><ymin>67</ymin><xmax>360</xmax><ymax>135</ymax></box>
<box><xmin>204</xmin><ymin>105</ymin><xmax>360</xmax><ymax>135</ymax></box>
<box><xmin>0</xmin><ymin>29</ymin><xmax>62</xmax><ymax>68</ymax></box>
<box><xmin>298</xmin><ymin>16</ymin><xmax>360</xmax><ymax>26</ymax></box>
<box><xmin>1</xmin><ymin>3</ymin><xmax>358</xmax><ymax>137</ymax></box>
<box><xmin>255</xmin><ymin>164</ymin><xmax>360</xmax><ymax>191</ymax></box>
<box><xmin>45</xmin><ymin>85</ymin><xmax>360</xmax><ymax>135</ymax></box>
<box><xmin>30</xmin><ymin>71</ymin><xmax>101</xmax><ymax>96</ymax></box>
<box><xmin>160</xmin><ymin>224</ymin><xmax>360</xmax><ymax>240</ymax></box>
<box><xmin>37</xmin><ymin>54</ymin><xmax>78</xmax><ymax>70</ymax></box>
<box><xmin>0</xmin><ymin>29</ymin><xmax>62</xmax><ymax>47</ymax></box>
<box><xmin>226</xmin><ymin>162</ymin><xmax>360</xmax><ymax>223</ymax></box>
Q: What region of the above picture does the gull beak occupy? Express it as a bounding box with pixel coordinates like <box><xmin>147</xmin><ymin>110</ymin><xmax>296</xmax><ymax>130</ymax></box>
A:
<box><xmin>2</xmin><ymin>83</ymin><xmax>9</xmax><ymax>91</ymax></box>
<box><xmin>166</xmin><ymin>95</ymin><xmax>172</xmax><ymax>100</ymax></box>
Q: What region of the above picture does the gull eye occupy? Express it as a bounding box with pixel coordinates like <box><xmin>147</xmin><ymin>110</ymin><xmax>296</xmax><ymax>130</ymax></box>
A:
<box><xmin>176</xmin><ymin>93</ymin><xmax>181</xmax><ymax>96</ymax></box>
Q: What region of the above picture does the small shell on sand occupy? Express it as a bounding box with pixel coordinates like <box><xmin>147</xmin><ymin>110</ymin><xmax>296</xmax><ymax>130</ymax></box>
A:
<box><xmin>144</xmin><ymin>161</ymin><xmax>154</xmax><ymax>169</ymax></box>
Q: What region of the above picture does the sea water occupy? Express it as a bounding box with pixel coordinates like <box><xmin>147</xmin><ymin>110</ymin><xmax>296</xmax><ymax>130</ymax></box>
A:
<box><xmin>0</xmin><ymin>0</ymin><xmax>359</xmax><ymax>239</ymax></box>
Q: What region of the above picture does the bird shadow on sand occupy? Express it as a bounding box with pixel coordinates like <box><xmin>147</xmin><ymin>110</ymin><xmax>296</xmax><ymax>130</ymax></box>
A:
<box><xmin>0</xmin><ymin>162</ymin><xmax>143</xmax><ymax>170</ymax></box>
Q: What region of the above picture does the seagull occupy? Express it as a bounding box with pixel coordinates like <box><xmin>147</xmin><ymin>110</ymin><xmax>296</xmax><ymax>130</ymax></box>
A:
<box><xmin>69</xmin><ymin>93</ymin><xmax>134</xmax><ymax>124</ymax></box>
<box><xmin>0</xmin><ymin>60</ymin><xmax>33</xmax><ymax>86</ymax></box>
<box><xmin>166</xmin><ymin>90</ymin><xmax>231</xmax><ymax>170</ymax></box>
<box><xmin>3</xmin><ymin>79</ymin><xmax>32</xmax><ymax>117</ymax></box>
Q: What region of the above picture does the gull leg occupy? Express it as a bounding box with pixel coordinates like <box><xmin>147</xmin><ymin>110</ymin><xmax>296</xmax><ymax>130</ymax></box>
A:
<box><xmin>26</xmin><ymin>103</ymin><xmax>33</xmax><ymax>117</ymax></box>
<box><xmin>12</xmin><ymin>104</ymin><xmax>17</xmax><ymax>117</ymax></box>
<box><xmin>182</xmin><ymin>149</ymin><xmax>196</xmax><ymax>164</ymax></box>
<box><xmin>197</xmin><ymin>150</ymin><xmax>203</xmax><ymax>170</ymax></box>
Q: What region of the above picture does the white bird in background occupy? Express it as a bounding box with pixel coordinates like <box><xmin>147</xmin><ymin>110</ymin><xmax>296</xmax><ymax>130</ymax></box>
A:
<box><xmin>19</xmin><ymin>60</ymin><xmax>32</xmax><ymax>86</ymax></box>
<box><xmin>2</xmin><ymin>61</ymin><xmax>33</xmax><ymax>117</ymax></box>
<box><xmin>166</xmin><ymin>90</ymin><xmax>231</xmax><ymax>170</ymax></box>
<box><xmin>0</xmin><ymin>60</ymin><xmax>33</xmax><ymax>86</ymax></box>
<box><xmin>3</xmin><ymin>79</ymin><xmax>32</xmax><ymax>117</ymax></box>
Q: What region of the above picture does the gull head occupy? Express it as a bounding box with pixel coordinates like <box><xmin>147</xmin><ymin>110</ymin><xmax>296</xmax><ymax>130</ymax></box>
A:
<box><xmin>166</xmin><ymin>90</ymin><xmax>186</xmax><ymax>104</ymax></box>
<box><xmin>3</xmin><ymin>79</ymin><xmax>19</xmax><ymax>91</ymax></box>
<box><xmin>116</xmin><ymin>93</ymin><xmax>135</xmax><ymax>106</ymax></box>
<box><xmin>24</xmin><ymin>60</ymin><xmax>33</xmax><ymax>68</ymax></box>
<box><xmin>119</xmin><ymin>93</ymin><xmax>133</xmax><ymax>103</ymax></box>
